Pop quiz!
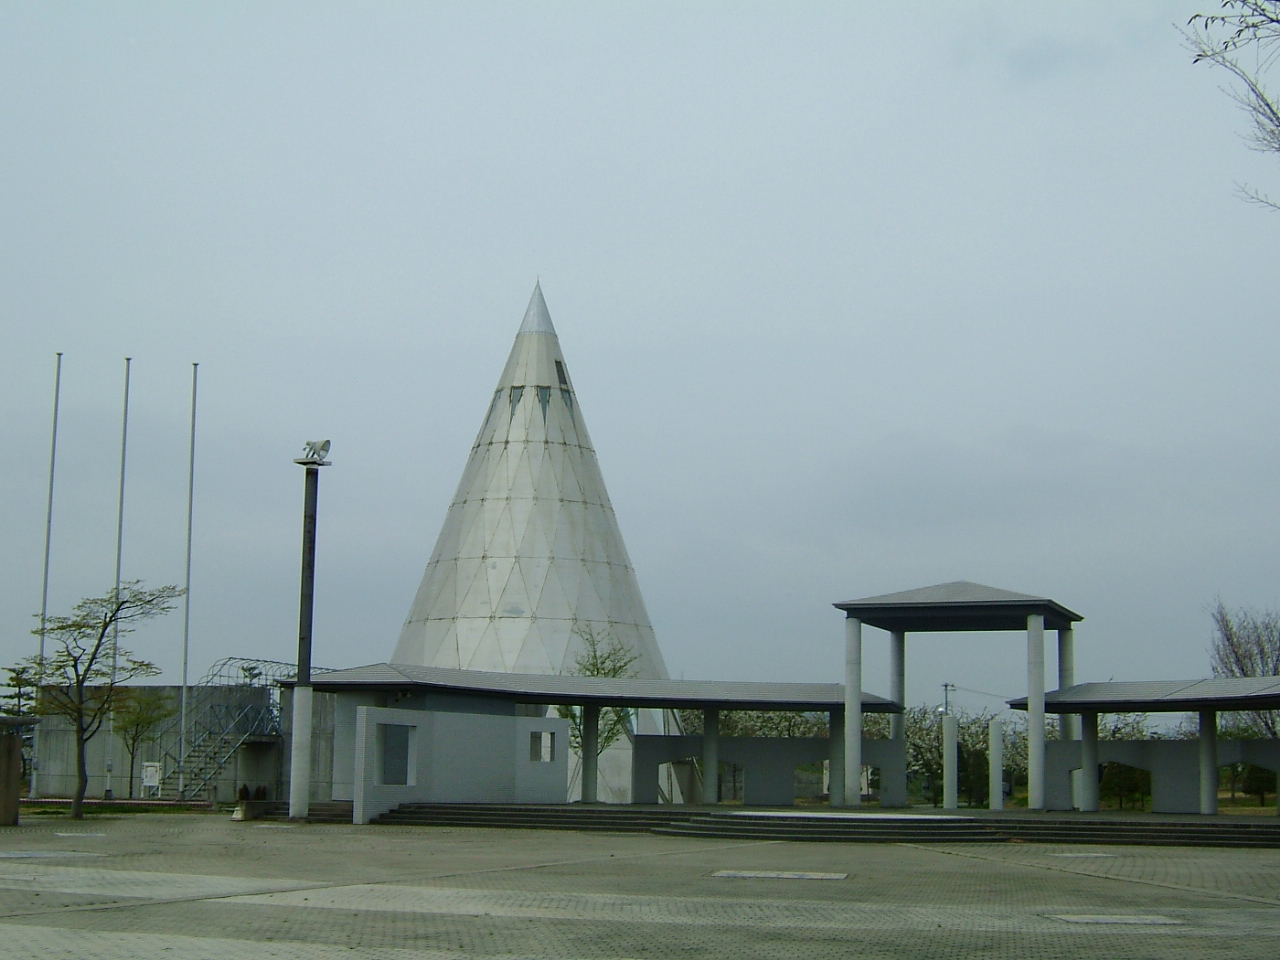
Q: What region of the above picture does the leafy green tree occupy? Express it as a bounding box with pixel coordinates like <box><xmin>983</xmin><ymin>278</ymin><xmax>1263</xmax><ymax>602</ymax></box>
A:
<box><xmin>557</xmin><ymin>625</ymin><xmax>639</xmax><ymax>759</ymax></box>
<box><xmin>677</xmin><ymin>709</ymin><xmax>830</xmax><ymax>738</ymax></box>
<box><xmin>114</xmin><ymin>688</ymin><xmax>177</xmax><ymax>798</ymax></box>
<box><xmin>901</xmin><ymin>706</ymin><xmax>1005</xmax><ymax>807</ymax></box>
<box><xmin>1242</xmin><ymin>763</ymin><xmax>1277</xmax><ymax>806</ymax></box>
<box><xmin>1096</xmin><ymin>713</ymin><xmax>1153</xmax><ymax>810</ymax></box>
<box><xmin>14</xmin><ymin>582</ymin><xmax>180</xmax><ymax>818</ymax></box>
<box><xmin>1</xmin><ymin>665</ymin><xmax>37</xmax><ymax>717</ymax></box>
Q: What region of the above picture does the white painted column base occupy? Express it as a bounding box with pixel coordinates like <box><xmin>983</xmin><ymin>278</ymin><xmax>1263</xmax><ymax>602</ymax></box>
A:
<box><xmin>701</xmin><ymin>709</ymin><xmax>719</xmax><ymax>805</ymax></box>
<box><xmin>1199</xmin><ymin>710</ymin><xmax>1218</xmax><ymax>816</ymax></box>
<box><xmin>942</xmin><ymin>714</ymin><xmax>958</xmax><ymax>810</ymax></box>
<box><xmin>1079</xmin><ymin>712</ymin><xmax>1099</xmax><ymax>813</ymax></box>
<box><xmin>988</xmin><ymin>717</ymin><xmax>1003</xmax><ymax>810</ymax></box>
<box><xmin>889</xmin><ymin>631</ymin><xmax>906</xmax><ymax>741</ymax></box>
<box><xmin>1026</xmin><ymin>614</ymin><xmax>1045</xmax><ymax>811</ymax></box>
<box><xmin>288</xmin><ymin>685</ymin><xmax>313</xmax><ymax>819</ymax></box>
<box><xmin>844</xmin><ymin>618</ymin><xmax>863</xmax><ymax>807</ymax></box>
<box><xmin>828</xmin><ymin>708</ymin><xmax>845</xmax><ymax>807</ymax></box>
<box><xmin>581</xmin><ymin>704</ymin><xmax>600</xmax><ymax>803</ymax></box>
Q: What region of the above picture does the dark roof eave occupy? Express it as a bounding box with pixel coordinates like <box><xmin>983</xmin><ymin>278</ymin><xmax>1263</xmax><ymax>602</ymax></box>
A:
<box><xmin>295</xmin><ymin>668</ymin><xmax>902</xmax><ymax>713</ymax></box>
<box><xmin>833</xmin><ymin>600</ymin><xmax>1083</xmax><ymax>633</ymax></box>
<box><xmin>1009</xmin><ymin>694</ymin><xmax>1280</xmax><ymax>713</ymax></box>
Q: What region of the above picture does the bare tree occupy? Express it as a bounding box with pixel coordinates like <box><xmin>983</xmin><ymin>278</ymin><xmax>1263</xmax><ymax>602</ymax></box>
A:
<box><xmin>1210</xmin><ymin>600</ymin><xmax>1280</xmax><ymax>736</ymax></box>
<box><xmin>1188</xmin><ymin>2</ymin><xmax>1280</xmax><ymax>208</ymax></box>
<box><xmin>16</xmin><ymin>582</ymin><xmax>180</xmax><ymax>817</ymax></box>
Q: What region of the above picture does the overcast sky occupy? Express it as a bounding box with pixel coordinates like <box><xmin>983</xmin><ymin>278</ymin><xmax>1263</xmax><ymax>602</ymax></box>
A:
<box><xmin>3</xmin><ymin>2</ymin><xmax>1278</xmax><ymax>717</ymax></box>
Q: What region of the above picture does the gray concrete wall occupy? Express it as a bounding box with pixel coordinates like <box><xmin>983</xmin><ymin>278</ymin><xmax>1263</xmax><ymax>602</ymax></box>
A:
<box><xmin>280</xmin><ymin>687</ymin><xmax>335</xmax><ymax>803</ymax></box>
<box><xmin>632</xmin><ymin>735</ymin><xmax>905</xmax><ymax>806</ymax></box>
<box><xmin>33</xmin><ymin>684</ymin><xmax>272</xmax><ymax>802</ymax></box>
<box><xmin>351</xmin><ymin>705</ymin><xmax>569</xmax><ymax>823</ymax></box>
<box><xmin>327</xmin><ymin>690</ymin><xmax>520</xmax><ymax>801</ymax></box>
<box><xmin>1046</xmin><ymin>738</ymin><xmax>1280</xmax><ymax>813</ymax></box>
<box><xmin>235</xmin><ymin>742</ymin><xmax>281</xmax><ymax>800</ymax></box>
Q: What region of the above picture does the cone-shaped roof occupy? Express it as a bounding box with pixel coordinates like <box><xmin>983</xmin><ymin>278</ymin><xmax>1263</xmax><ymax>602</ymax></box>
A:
<box><xmin>391</xmin><ymin>285</ymin><xmax>669</xmax><ymax>680</ymax></box>
<box><xmin>518</xmin><ymin>281</ymin><xmax>556</xmax><ymax>336</ymax></box>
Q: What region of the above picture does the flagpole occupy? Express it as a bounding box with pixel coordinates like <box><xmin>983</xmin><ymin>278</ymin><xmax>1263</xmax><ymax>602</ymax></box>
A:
<box><xmin>30</xmin><ymin>352</ymin><xmax>64</xmax><ymax>799</ymax></box>
<box><xmin>105</xmin><ymin>357</ymin><xmax>131</xmax><ymax>801</ymax></box>
<box><xmin>178</xmin><ymin>363</ymin><xmax>198</xmax><ymax>799</ymax></box>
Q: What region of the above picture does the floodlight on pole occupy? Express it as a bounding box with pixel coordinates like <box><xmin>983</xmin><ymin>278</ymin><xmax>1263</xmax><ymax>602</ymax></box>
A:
<box><xmin>288</xmin><ymin>441</ymin><xmax>330</xmax><ymax>820</ymax></box>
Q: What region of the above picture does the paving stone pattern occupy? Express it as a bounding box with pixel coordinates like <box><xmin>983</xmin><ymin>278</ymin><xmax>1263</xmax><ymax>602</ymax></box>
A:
<box><xmin>1</xmin><ymin>815</ymin><xmax>1279</xmax><ymax>959</ymax></box>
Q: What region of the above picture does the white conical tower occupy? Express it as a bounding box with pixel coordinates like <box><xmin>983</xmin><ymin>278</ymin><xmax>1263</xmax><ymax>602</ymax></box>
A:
<box><xmin>392</xmin><ymin>283</ymin><xmax>669</xmax><ymax>683</ymax></box>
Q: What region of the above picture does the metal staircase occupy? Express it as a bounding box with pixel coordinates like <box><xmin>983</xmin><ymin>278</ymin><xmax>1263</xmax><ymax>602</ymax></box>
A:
<box><xmin>156</xmin><ymin>701</ymin><xmax>279</xmax><ymax>800</ymax></box>
<box><xmin>149</xmin><ymin>657</ymin><xmax>333</xmax><ymax>801</ymax></box>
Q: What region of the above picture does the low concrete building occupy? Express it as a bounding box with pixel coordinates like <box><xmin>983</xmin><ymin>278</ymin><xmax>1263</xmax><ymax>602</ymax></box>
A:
<box><xmin>32</xmin><ymin>682</ymin><xmax>279</xmax><ymax>803</ymax></box>
<box><xmin>1011</xmin><ymin>679</ymin><xmax>1280</xmax><ymax>814</ymax></box>
<box><xmin>296</xmin><ymin>662</ymin><xmax>901</xmax><ymax>818</ymax></box>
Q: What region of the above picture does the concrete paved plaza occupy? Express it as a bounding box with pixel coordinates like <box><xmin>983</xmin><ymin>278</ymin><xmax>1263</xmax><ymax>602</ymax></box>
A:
<box><xmin>2</xmin><ymin>814</ymin><xmax>1279</xmax><ymax>959</ymax></box>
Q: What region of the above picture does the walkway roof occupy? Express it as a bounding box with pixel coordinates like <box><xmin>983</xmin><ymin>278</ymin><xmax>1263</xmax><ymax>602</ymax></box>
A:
<box><xmin>834</xmin><ymin>581</ymin><xmax>1083</xmax><ymax>633</ymax></box>
<box><xmin>304</xmin><ymin>663</ymin><xmax>900</xmax><ymax>713</ymax></box>
<box><xmin>1008</xmin><ymin>678</ymin><xmax>1280</xmax><ymax>714</ymax></box>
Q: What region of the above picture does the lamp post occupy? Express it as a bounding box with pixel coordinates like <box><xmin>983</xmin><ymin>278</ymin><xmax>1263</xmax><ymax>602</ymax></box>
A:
<box><xmin>288</xmin><ymin>440</ymin><xmax>330</xmax><ymax>820</ymax></box>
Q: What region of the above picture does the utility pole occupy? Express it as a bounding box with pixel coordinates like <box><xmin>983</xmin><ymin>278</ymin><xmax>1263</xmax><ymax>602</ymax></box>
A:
<box><xmin>178</xmin><ymin>363</ymin><xmax>198</xmax><ymax>799</ymax></box>
<box><xmin>31</xmin><ymin>352</ymin><xmax>63</xmax><ymax>799</ymax></box>
<box><xmin>105</xmin><ymin>357</ymin><xmax>132</xmax><ymax>800</ymax></box>
<box><xmin>288</xmin><ymin>441</ymin><xmax>330</xmax><ymax>820</ymax></box>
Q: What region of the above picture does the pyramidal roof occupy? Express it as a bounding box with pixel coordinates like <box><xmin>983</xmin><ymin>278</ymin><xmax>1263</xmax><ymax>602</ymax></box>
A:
<box><xmin>391</xmin><ymin>284</ymin><xmax>670</xmax><ymax>680</ymax></box>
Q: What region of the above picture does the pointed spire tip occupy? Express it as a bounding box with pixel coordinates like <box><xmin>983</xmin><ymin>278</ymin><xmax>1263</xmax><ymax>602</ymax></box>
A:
<box><xmin>518</xmin><ymin>281</ymin><xmax>557</xmax><ymax>336</ymax></box>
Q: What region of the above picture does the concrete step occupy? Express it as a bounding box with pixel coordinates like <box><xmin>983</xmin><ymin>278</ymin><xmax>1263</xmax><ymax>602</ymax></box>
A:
<box><xmin>269</xmin><ymin>800</ymin><xmax>1280</xmax><ymax>848</ymax></box>
<box><xmin>256</xmin><ymin>800</ymin><xmax>353</xmax><ymax>824</ymax></box>
<box><xmin>653</xmin><ymin>813</ymin><xmax>1280</xmax><ymax>847</ymax></box>
<box><xmin>651</xmin><ymin>814</ymin><xmax>1006</xmax><ymax>843</ymax></box>
<box><xmin>991</xmin><ymin>818</ymin><xmax>1280</xmax><ymax>848</ymax></box>
<box><xmin>373</xmin><ymin>803</ymin><xmax>692</xmax><ymax>833</ymax></box>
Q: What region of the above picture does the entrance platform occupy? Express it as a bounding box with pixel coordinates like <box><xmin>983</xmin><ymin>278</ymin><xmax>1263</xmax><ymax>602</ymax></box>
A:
<box><xmin>266</xmin><ymin>802</ymin><xmax>1280</xmax><ymax>848</ymax></box>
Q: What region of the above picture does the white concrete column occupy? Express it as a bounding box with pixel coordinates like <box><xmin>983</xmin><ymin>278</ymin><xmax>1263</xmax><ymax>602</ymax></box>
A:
<box><xmin>828</xmin><ymin>708</ymin><xmax>845</xmax><ymax>807</ymax></box>
<box><xmin>288</xmin><ymin>684</ymin><xmax>313</xmax><ymax>819</ymax></box>
<box><xmin>1026</xmin><ymin>613</ymin><xmax>1045</xmax><ymax>811</ymax></box>
<box><xmin>581</xmin><ymin>703</ymin><xmax>600</xmax><ymax>803</ymax></box>
<box><xmin>1057</xmin><ymin>628</ymin><xmax>1077</xmax><ymax>737</ymax></box>
<box><xmin>889</xmin><ymin>630</ymin><xmax>906</xmax><ymax>741</ymax></box>
<box><xmin>942</xmin><ymin>714</ymin><xmax>958</xmax><ymax>810</ymax></box>
<box><xmin>844</xmin><ymin>617</ymin><xmax>863</xmax><ymax>807</ymax></box>
<box><xmin>1079</xmin><ymin>712</ymin><xmax>1099</xmax><ymax>812</ymax></box>
<box><xmin>988</xmin><ymin>717</ymin><xmax>1004</xmax><ymax>810</ymax></box>
<box><xmin>701</xmin><ymin>708</ymin><xmax>719</xmax><ymax>805</ymax></box>
<box><xmin>1199</xmin><ymin>710</ymin><xmax>1218</xmax><ymax>815</ymax></box>
<box><xmin>1057</xmin><ymin>627</ymin><xmax>1081</xmax><ymax>809</ymax></box>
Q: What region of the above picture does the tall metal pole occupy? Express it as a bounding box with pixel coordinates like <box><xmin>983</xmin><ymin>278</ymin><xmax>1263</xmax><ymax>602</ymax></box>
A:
<box><xmin>289</xmin><ymin>442</ymin><xmax>329</xmax><ymax>820</ymax></box>
<box><xmin>105</xmin><ymin>357</ymin><xmax>131</xmax><ymax>800</ymax></box>
<box><xmin>30</xmin><ymin>352</ymin><xmax>64</xmax><ymax>799</ymax></box>
<box><xmin>178</xmin><ymin>363</ymin><xmax>198</xmax><ymax>799</ymax></box>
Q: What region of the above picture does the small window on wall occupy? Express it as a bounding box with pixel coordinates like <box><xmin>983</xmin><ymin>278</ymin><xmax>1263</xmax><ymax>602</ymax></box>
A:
<box><xmin>555</xmin><ymin>360</ymin><xmax>568</xmax><ymax>386</ymax></box>
<box><xmin>379</xmin><ymin>723</ymin><xmax>411</xmax><ymax>786</ymax></box>
<box><xmin>529</xmin><ymin>730</ymin><xmax>556</xmax><ymax>762</ymax></box>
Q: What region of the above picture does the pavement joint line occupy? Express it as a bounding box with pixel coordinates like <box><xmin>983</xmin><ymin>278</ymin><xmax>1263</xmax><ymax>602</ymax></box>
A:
<box><xmin>0</xmin><ymin>837</ymin><xmax>783</xmax><ymax>925</ymax></box>
<box><xmin>899</xmin><ymin>843</ymin><xmax>1280</xmax><ymax>908</ymax></box>
<box><xmin>350</xmin><ymin>837</ymin><xmax>784</xmax><ymax>889</ymax></box>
